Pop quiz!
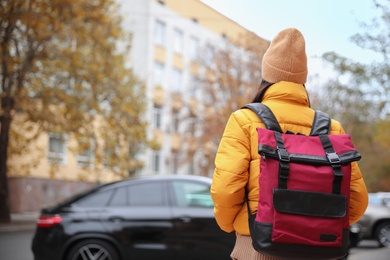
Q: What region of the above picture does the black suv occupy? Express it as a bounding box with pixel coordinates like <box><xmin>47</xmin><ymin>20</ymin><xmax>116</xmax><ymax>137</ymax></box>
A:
<box><xmin>31</xmin><ymin>175</ymin><xmax>235</xmax><ymax>260</ymax></box>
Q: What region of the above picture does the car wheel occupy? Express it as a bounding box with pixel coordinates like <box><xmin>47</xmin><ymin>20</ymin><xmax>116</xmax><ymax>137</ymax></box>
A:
<box><xmin>66</xmin><ymin>239</ymin><xmax>119</xmax><ymax>260</ymax></box>
<box><xmin>375</xmin><ymin>221</ymin><xmax>390</xmax><ymax>247</ymax></box>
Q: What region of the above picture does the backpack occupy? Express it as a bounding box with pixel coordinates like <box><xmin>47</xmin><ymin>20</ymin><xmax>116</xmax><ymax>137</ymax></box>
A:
<box><xmin>242</xmin><ymin>103</ymin><xmax>361</xmax><ymax>260</ymax></box>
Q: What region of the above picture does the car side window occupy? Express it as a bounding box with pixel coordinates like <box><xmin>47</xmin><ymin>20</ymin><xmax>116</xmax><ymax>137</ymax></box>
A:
<box><xmin>108</xmin><ymin>187</ymin><xmax>127</xmax><ymax>207</ymax></box>
<box><xmin>76</xmin><ymin>190</ymin><xmax>114</xmax><ymax>207</ymax></box>
<box><xmin>172</xmin><ymin>181</ymin><xmax>213</xmax><ymax>208</ymax></box>
<box><xmin>128</xmin><ymin>182</ymin><xmax>167</xmax><ymax>206</ymax></box>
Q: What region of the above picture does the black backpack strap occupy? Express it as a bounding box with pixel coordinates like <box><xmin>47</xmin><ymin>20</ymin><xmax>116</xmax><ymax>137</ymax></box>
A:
<box><xmin>319</xmin><ymin>135</ymin><xmax>343</xmax><ymax>194</ymax></box>
<box><xmin>274</xmin><ymin>131</ymin><xmax>290</xmax><ymax>189</ymax></box>
<box><xmin>242</xmin><ymin>103</ymin><xmax>283</xmax><ymax>133</ymax></box>
<box><xmin>313</xmin><ymin>111</ymin><xmax>341</xmax><ymax>194</ymax></box>
<box><xmin>310</xmin><ymin>110</ymin><xmax>331</xmax><ymax>136</ymax></box>
<box><xmin>242</xmin><ymin>103</ymin><xmax>289</xmax><ymax>189</ymax></box>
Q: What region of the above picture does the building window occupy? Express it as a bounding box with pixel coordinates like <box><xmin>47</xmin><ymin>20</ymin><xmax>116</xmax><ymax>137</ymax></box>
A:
<box><xmin>172</xmin><ymin>110</ymin><xmax>180</xmax><ymax>132</ymax></box>
<box><xmin>188</xmin><ymin>117</ymin><xmax>196</xmax><ymax>136</ymax></box>
<box><xmin>173</xmin><ymin>28</ymin><xmax>184</xmax><ymax>54</ymax></box>
<box><xmin>76</xmin><ymin>137</ymin><xmax>95</xmax><ymax>168</ymax></box>
<box><xmin>48</xmin><ymin>133</ymin><xmax>67</xmax><ymax>164</ymax></box>
<box><xmin>188</xmin><ymin>160</ymin><xmax>195</xmax><ymax>175</ymax></box>
<box><xmin>153</xmin><ymin>61</ymin><xmax>164</xmax><ymax>86</ymax></box>
<box><xmin>103</xmin><ymin>142</ymin><xmax>119</xmax><ymax>170</ymax></box>
<box><xmin>152</xmin><ymin>105</ymin><xmax>162</xmax><ymax>129</ymax></box>
<box><xmin>189</xmin><ymin>36</ymin><xmax>200</xmax><ymax>61</ymax></box>
<box><xmin>189</xmin><ymin>74</ymin><xmax>199</xmax><ymax>98</ymax></box>
<box><xmin>171</xmin><ymin>151</ymin><xmax>179</xmax><ymax>174</ymax></box>
<box><xmin>152</xmin><ymin>150</ymin><xmax>161</xmax><ymax>173</ymax></box>
<box><xmin>128</xmin><ymin>143</ymin><xmax>138</xmax><ymax>160</ymax></box>
<box><xmin>103</xmin><ymin>148</ymin><xmax>113</xmax><ymax>169</ymax></box>
<box><xmin>171</xmin><ymin>68</ymin><xmax>183</xmax><ymax>92</ymax></box>
<box><xmin>154</xmin><ymin>20</ymin><xmax>166</xmax><ymax>47</ymax></box>
<box><xmin>205</xmin><ymin>44</ymin><xmax>215</xmax><ymax>65</ymax></box>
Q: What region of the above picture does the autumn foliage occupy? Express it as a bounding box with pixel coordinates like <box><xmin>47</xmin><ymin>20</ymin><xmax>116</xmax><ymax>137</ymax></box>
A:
<box><xmin>0</xmin><ymin>0</ymin><xmax>149</xmax><ymax>222</ymax></box>
<box><xmin>318</xmin><ymin>0</ymin><xmax>390</xmax><ymax>192</ymax></box>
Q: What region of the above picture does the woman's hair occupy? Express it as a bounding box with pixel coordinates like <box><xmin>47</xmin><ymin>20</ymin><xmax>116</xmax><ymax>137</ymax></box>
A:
<box><xmin>252</xmin><ymin>80</ymin><xmax>274</xmax><ymax>103</ymax></box>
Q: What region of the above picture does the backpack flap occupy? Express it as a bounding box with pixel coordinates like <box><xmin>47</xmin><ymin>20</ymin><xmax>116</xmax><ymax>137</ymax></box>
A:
<box><xmin>258</xmin><ymin>131</ymin><xmax>361</xmax><ymax>166</ymax></box>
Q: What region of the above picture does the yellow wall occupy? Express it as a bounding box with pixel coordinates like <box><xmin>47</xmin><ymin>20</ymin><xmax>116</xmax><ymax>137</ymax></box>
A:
<box><xmin>162</xmin><ymin>0</ymin><xmax>267</xmax><ymax>44</ymax></box>
<box><xmin>8</xmin><ymin>130</ymin><xmax>121</xmax><ymax>183</ymax></box>
<box><xmin>154</xmin><ymin>46</ymin><xmax>166</xmax><ymax>63</ymax></box>
<box><xmin>172</xmin><ymin>54</ymin><xmax>184</xmax><ymax>70</ymax></box>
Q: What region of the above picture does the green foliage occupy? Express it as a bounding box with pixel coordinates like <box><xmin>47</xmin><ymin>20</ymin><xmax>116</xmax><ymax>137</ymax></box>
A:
<box><xmin>319</xmin><ymin>0</ymin><xmax>390</xmax><ymax>191</ymax></box>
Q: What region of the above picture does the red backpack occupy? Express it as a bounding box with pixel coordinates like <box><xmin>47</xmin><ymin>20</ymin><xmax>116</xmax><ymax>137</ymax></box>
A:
<box><xmin>242</xmin><ymin>103</ymin><xmax>361</xmax><ymax>260</ymax></box>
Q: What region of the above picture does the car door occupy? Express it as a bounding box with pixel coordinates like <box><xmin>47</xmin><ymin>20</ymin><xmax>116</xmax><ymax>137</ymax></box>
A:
<box><xmin>101</xmin><ymin>180</ymin><xmax>174</xmax><ymax>260</ymax></box>
<box><xmin>170</xmin><ymin>180</ymin><xmax>235</xmax><ymax>260</ymax></box>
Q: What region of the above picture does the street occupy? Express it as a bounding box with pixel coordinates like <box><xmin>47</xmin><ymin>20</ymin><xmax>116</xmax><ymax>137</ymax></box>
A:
<box><xmin>0</xmin><ymin>230</ymin><xmax>34</xmax><ymax>260</ymax></box>
<box><xmin>0</xmin><ymin>229</ymin><xmax>388</xmax><ymax>260</ymax></box>
<box><xmin>348</xmin><ymin>239</ymin><xmax>390</xmax><ymax>260</ymax></box>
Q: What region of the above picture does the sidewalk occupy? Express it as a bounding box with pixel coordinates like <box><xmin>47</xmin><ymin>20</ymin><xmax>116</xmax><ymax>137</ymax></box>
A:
<box><xmin>0</xmin><ymin>212</ymin><xmax>39</xmax><ymax>233</ymax></box>
<box><xmin>349</xmin><ymin>247</ymin><xmax>390</xmax><ymax>260</ymax></box>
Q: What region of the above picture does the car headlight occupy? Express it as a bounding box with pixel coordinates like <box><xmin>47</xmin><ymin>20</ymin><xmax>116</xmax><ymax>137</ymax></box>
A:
<box><xmin>350</xmin><ymin>223</ymin><xmax>361</xmax><ymax>233</ymax></box>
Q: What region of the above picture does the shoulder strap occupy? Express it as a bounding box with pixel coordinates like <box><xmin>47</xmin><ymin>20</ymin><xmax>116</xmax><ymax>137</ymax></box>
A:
<box><xmin>310</xmin><ymin>110</ymin><xmax>331</xmax><ymax>135</ymax></box>
<box><xmin>243</xmin><ymin>103</ymin><xmax>332</xmax><ymax>136</ymax></box>
<box><xmin>241</xmin><ymin>103</ymin><xmax>283</xmax><ymax>133</ymax></box>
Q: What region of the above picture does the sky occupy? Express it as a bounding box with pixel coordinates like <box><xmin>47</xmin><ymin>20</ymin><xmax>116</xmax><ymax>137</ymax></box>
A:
<box><xmin>201</xmin><ymin>0</ymin><xmax>380</xmax><ymax>82</ymax></box>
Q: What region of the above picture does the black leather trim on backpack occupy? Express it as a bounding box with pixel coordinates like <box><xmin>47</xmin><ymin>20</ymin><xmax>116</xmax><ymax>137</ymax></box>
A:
<box><xmin>310</xmin><ymin>110</ymin><xmax>331</xmax><ymax>135</ymax></box>
<box><xmin>273</xmin><ymin>189</ymin><xmax>347</xmax><ymax>218</ymax></box>
<box><xmin>242</xmin><ymin>103</ymin><xmax>330</xmax><ymax>136</ymax></box>
<box><xmin>242</xmin><ymin>103</ymin><xmax>283</xmax><ymax>133</ymax></box>
<box><xmin>249</xmin><ymin>218</ymin><xmax>350</xmax><ymax>260</ymax></box>
<box><xmin>259</xmin><ymin>144</ymin><xmax>361</xmax><ymax>165</ymax></box>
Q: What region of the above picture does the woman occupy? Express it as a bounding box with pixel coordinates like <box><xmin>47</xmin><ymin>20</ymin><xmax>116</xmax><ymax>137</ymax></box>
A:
<box><xmin>210</xmin><ymin>28</ymin><xmax>368</xmax><ymax>260</ymax></box>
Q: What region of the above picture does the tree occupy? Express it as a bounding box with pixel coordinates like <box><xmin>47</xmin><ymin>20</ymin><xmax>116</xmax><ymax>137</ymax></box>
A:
<box><xmin>179</xmin><ymin>33</ymin><xmax>269</xmax><ymax>176</ymax></box>
<box><xmin>0</xmin><ymin>0</ymin><xmax>149</xmax><ymax>222</ymax></box>
<box><xmin>319</xmin><ymin>0</ymin><xmax>390</xmax><ymax>191</ymax></box>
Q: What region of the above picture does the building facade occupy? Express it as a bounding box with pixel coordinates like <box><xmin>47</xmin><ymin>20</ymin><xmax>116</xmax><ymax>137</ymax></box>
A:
<box><xmin>120</xmin><ymin>0</ymin><xmax>269</xmax><ymax>176</ymax></box>
<box><xmin>7</xmin><ymin>0</ymin><xmax>269</xmax><ymax>213</ymax></box>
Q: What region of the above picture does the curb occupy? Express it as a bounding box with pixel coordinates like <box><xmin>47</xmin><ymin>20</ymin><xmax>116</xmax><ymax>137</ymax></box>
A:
<box><xmin>348</xmin><ymin>247</ymin><xmax>390</xmax><ymax>260</ymax></box>
<box><xmin>0</xmin><ymin>212</ymin><xmax>38</xmax><ymax>233</ymax></box>
<box><xmin>0</xmin><ymin>223</ymin><xmax>36</xmax><ymax>233</ymax></box>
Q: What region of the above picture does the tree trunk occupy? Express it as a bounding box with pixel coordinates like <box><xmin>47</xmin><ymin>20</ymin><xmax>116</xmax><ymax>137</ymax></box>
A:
<box><xmin>0</xmin><ymin>95</ymin><xmax>13</xmax><ymax>223</ymax></box>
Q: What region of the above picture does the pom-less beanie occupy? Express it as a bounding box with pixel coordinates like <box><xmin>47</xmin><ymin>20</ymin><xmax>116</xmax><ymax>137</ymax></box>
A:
<box><xmin>262</xmin><ymin>28</ymin><xmax>308</xmax><ymax>84</ymax></box>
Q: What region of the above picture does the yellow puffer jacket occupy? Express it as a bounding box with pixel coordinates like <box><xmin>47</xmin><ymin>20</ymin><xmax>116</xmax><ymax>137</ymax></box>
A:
<box><xmin>210</xmin><ymin>81</ymin><xmax>368</xmax><ymax>235</ymax></box>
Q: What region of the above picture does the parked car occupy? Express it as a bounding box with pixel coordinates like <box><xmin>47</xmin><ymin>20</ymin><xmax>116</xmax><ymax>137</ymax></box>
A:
<box><xmin>357</xmin><ymin>192</ymin><xmax>390</xmax><ymax>247</ymax></box>
<box><xmin>348</xmin><ymin>222</ymin><xmax>363</xmax><ymax>248</ymax></box>
<box><xmin>31</xmin><ymin>175</ymin><xmax>235</xmax><ymax>260</ymax></box>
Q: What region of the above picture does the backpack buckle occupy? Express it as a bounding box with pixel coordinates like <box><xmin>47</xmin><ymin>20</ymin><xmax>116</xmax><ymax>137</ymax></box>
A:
<box><xmin>326</xmin><ymin>152</ymin><xmax>341</xmax><ymax>164</ymax></box>
<box><xmin>277</xmin><ymin>148</ymin><xmax>290</xmax><ymax>162</ymax></box>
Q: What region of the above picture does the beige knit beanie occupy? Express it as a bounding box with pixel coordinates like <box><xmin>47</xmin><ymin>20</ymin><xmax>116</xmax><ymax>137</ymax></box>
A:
<box><xmin>262</xmin><ymin>28</ymin><xmax>308</xmax><ymax>84</ymax></box>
